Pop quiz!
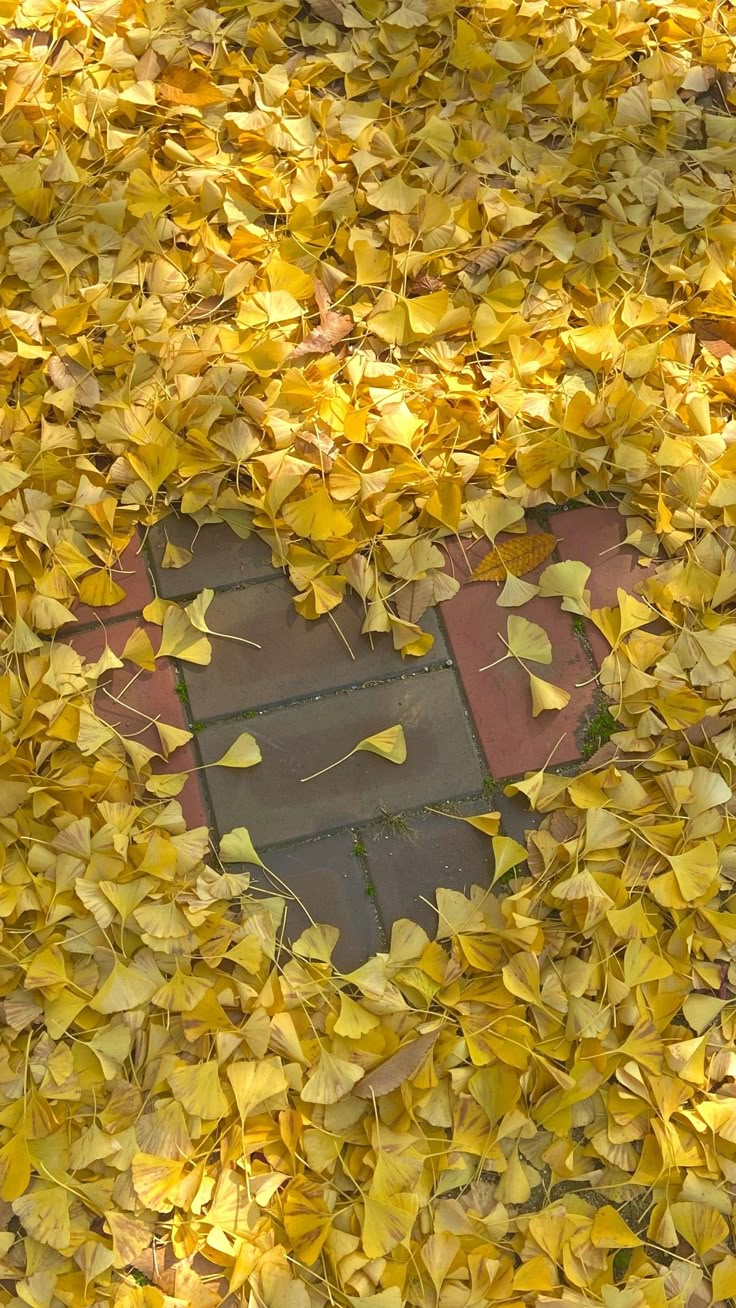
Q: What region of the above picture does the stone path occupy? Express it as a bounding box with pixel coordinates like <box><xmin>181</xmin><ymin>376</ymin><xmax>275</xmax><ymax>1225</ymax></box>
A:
<box><xmin>68</xmin><ymin>505</ymin><xmax>648</xmax><ymax>969</ymax></box>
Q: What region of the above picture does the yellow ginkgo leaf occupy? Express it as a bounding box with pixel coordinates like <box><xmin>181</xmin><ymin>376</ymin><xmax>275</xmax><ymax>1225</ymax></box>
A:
<box><xmin>713</xmin><ymin>1254</ymin><xmax>736</xmax><ymax>1301</ymax></box>
<box><xmin>538</xmin><ymin>559</ymin><xmax>591</xmax><ymax>613</ymax></box>
<box><xmin>334</xmin><ymin>994</ymin><xmax>381</xmax><ymax>1038</ymax></box>
<box><xmin>156</xmin><ymin>721</ymin><xmax>192</xmax><ymax>757</ymax></box>
<box><xmin>529</xmin><ymin>673</ymin><xmax>571</xmax><ymax>716</ymax></box>
<box><xmin>497</xmin><ymin>574</ymin><xmax>540</xmax><ymax>607</ymax></box>
<box><xmin>300</xmin><ymin>1050</ymin><xmax>363</xmax><ymax>1104</ymax></box>
<box><xmin>13</xmin><ymin>1186</ymin><xmax>71</xmax><ymax>1252</ymax></box>
<box><xmin>90</xmin><ymin>961</ymin><xmax>160</xmax><ymax>1014</ymax></box>
<box><xmin>301</xmin><ymin>724</ymin><xmax>406</xmax><ymax>781</ymax></box>
<box><xmin>121</xmin><ymin>626</ymin><xmax>155</xmax><ymax>670</ymax></box>
<box><xmin>668</xmin><ymin>840</ymin><xmax>718</xmax><ymax>901</ymax></box>
<box><xmin>219</xmin><ymin>826</ymin><xmax>266</xmax><ymax>868</ymax></box>
<box><xmin>212</xmin><ymin>732</ymin><xmax>262</xmax><ymax>769</ymax></box>
<box><xmin>161</xmin><ymin>540</ymin><xmax>193</xmax><ymax>569</ymax></box>
<box><xmin>157</xmin><ymin>606</ymin><xmax>212</xmax><ymax>664</ymax></box>
<box><xmin>78</xmin><ymin>570</ymin><xmax>126</xmax><ymax>608</ymax></box>
<box><xmin>492</xmin><ymin>835</ymin><xmax>527</xmax><ymax>883</ymax></box>
<box><xmin>506</xmin><ymin>616</ymin><xmax>552</xmax><ymax>664</ymax></box>
<box><xmin>356</xmin><ymin>724</ymin><xmax>407</xmax><ymax>762</ymax></box>
<box><xmin>283</xmin><ymin>1176</ymin><xmax>333</xmax><ymax>1265</ymax></box>
<box><xmin>185</xmin><ymin>588</ymin><xmax>260</xmax><ymax>649</ymax></box>
<box><xmin>590</xmin><ymin>1205</ymin><xmax>642</xmax><ymax>1248</ymax></box>
<box><xmin>466</xmin><ymin>494</ymin><xmax>525</xmax><ymax>542</ymax></box>
<box><xmin>362</xmin><ymin>1192</ymin><xmax>420</xmax><ymax>1258</ymax></box>
<box><xmin>670</xmin><ymin>1201</ymin><xmax>728</xmax><ymax>1256</ymax></box>
<box><xmin>227</xmin><ymin>1059</ymin><xmax>288</xmax><ymax>1121</ymax></box>
<box><xmin>145</xmin><ymin>771</ymin><xmax>187</xmax><ymax>798</ymax></box>
<box><xmin>282</xmin><ymin>487</ymin><xmax>353</xmax><ymax>541</ymax></box>
<box><xmin>168</xmin><ymin>1060</ymin><xmax>229</xmax><ymax>1120</ymax></box>
<box><xmin>0</xmin><ymin>1133</ymin><xmax>30</xmax><ymax>1202</ymax></box>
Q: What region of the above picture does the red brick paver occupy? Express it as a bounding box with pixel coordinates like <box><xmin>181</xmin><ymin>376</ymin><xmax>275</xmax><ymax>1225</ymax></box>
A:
<box><xmin>71</xmin><ymin>536</ymin><xmax>154</xmax><ymax>626</ymax></box>
<box><xmin>68</xmin><ymin>620</ymin><xmax>208</xmax><ymax>830</ymax></box>
<box><xmin>440</xmin><ymin>530</ymin><xmax>596</xmax><ymax>777</ymax></box>
<box><xmin>555</xmin><ymin>505</ymin><xmax>654</xmax><ymax>666</ymax></box>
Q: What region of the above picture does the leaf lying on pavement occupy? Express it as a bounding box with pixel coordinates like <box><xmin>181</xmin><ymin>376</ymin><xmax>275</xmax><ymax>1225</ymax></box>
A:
<box><xmin>471</xmin><ymin>533</ymin><xmax>557</xmax><ymax>582</ymax></box>
<box><xmin>301</xmin><ymin>724</ymin><xmax>406</xmax><ymax>781</ymax></box>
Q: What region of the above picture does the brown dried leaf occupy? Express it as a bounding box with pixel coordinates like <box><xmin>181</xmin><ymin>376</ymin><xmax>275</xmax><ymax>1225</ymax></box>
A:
<box><xmin>353</xmin><ymin>1030</ymin><xmax>439</xmax><ymax>1098</ymax></box>
<box><xmin>47</xmin><ymin>356</ymin><xmax>100</xmax><ymax>407</ymax></box>
<box><xmin>694</xmin><ymin>320</ymin><xmax>736</xmax><ymax>357</ymax></box>
<box><xmin>462</xmin><ymin>238</ymin><xmax>526</xmax><ymax>276</ymax></box>
<box><xmin>179</xmin><ymin>296</ymin><xmax>232</xmax><ymax>323</ymax></box>
<box><xmin>408</xmin><ymin>274</ymin><xmax>445</xmax><ymax>297</ymax></box>
<box><xmin>291</xmin><ymin>311</ymin><xmax>353</xmax><ymax>359</ymax></box>
<box><xmin>471</xmin><ymin>532</ymin><xmax>557</xmax><ymax>582</ymax></box>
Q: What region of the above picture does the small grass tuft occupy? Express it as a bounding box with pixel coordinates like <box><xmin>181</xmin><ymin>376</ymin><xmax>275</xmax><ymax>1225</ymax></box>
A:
<box><xmin>581</xmin><ymin>704</ymin><xmax>617</xmax><ymax>759</ymax></box>
<box><xmin>353</xmin><ymin>840</ymin><xmax>367</xmax><ymax>858</ymax></box>
<box><xmin>571</xmin><ymin>616</ymin><xmax>586</xmax><ymax>638</ymax></box>
<box><xmin>365</xmin><ymin>881</ymin><xmax>377</xmax><ymax>899</ymax></box>
<box><xmin>174</xmin><ymin>679</ymin><xmax>189</xmax><ymax>705</ymax></box>
<box><xmin>242</xmin><ymin>709</ymin><xmax>258</xmax><ymax>719</ymax></box>
<box><xmin>191</xmin><ymin>720</ymin><xmax>206</xmax><ymax>733</ymax></box>
<box><xmin>482</xmin><ymin>773</ymin><xmax>498</xmax><ymax>797</ymax></box>
<box><xmin>379</xmin><ymin>805</ymin><xmax>416</xmax><ymax>841</ymax></box>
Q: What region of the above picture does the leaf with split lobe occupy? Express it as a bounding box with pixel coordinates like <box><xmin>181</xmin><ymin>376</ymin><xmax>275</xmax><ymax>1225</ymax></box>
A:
<box><xmin>301</xmin><ymin>724</ymin><xmax>406</xmax><ymax>781</ymax></box>
<box><xmin>355</xmin><ymin>724</ymin><xmax>407</xmax><ymax>763</ymax></box>
<box><xmin>506</xmin><ymin>616</ymin><xmax>552</xmax><ymax>665</ymax></box>
<box><xmin>186</xmin><ymin>588</ymin><xmax>260</xmax><ymax>649</ymax></box>
<box><xmin>219</xmin><ymin>826</ymin><xmax>266</xmax><ymax>868</ymax></box>
<box><xmin>301</xmin><ymin>1050</ymin><xmax>363</xmax><ymax>1104</ymax></box>
<box><xmin>157</xmin><ymin>607</ymin><xmax>212</xmax><ymax>664</ymax></box>
<box><xmin>529</xmin><ymin>673</ymin><xmax>570</xmax><ymax>716</ymax></box>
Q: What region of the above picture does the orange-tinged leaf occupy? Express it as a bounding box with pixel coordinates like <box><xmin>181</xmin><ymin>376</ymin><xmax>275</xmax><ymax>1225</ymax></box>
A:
<box><xmin>471</xmin><ymin>532</ymin><xmax>557</xmax><ymax>582</ymax></box>
<box><xmin>159</xmin><ymin>65</ymin><xmax>227</xmax><ymax>106</ymax></box>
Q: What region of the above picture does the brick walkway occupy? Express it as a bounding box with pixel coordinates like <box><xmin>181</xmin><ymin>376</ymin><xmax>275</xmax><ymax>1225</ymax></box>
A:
<box><xmin>69</xmin><ymin>506</ymin><xmax>649</xmax><ymax>969</ymax></box>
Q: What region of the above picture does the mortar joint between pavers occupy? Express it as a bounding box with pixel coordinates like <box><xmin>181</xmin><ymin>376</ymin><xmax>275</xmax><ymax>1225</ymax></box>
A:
<box><xmin>351</xmin><ymin>829</ymin><xmax>388</xmax><ymax>949</ymax></box>
<box><xmin>434</xmin><ymin>598</ymin><xmax>496</xmax><ymax>777</ymax></box>
<box><xmin>171</xmin><ymin>654</ymin><xmax>217</xmax><ymax>831</ymax></box>
<box><xmin>183</xmin><ymin>659</ymin><xmax>456</xmax><ymax>729</ymax></box>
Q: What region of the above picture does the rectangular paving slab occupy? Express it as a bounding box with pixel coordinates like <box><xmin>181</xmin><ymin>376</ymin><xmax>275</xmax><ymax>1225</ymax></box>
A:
<box><xmin>68</xmin><ymin>621</ymin><xmax>208</xmax><ymax>830</ymax></box>
<box><xmin>250</xmin><ymin>832</ymin><xmax>383</xmax><ymax>972</ymax></box>
<box><xmin>440</xmin><ymin>549</ymin><xmax>597</xmax><ymax>776</ymax></box>
<box><xmin>360</xmin><ymin>801</ymin><xmax>494</xmax><ymax>937</ymax></box>
<box><xmin>183</xmin><ymin>579</ymin><xmax>447</xmax><ymax>719</ymax></box>
<box><xmin>198</xmin><ymin>669</ymin><xmax>485</xmax><ymax>846</ymax></box>
<box><xmin>148</xmin><ymin>516</ymin><xmax>274</xmax><ymax>597</ymax></box>
<box><xmin>555</xmin><ymin>505</ymin><xmax>655</xmax><ymax>666</ymax></box>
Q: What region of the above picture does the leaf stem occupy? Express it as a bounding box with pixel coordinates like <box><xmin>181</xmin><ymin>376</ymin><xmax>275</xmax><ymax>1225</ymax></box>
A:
<box><xmin>208</xmin><ymin>628</ymin><xmax>261</xmax><ymax>650</ymax></box>
<box><xmin>301</xmin><ymin>748</ymin><xmax>356</xmax><ymax>782</ymax></box>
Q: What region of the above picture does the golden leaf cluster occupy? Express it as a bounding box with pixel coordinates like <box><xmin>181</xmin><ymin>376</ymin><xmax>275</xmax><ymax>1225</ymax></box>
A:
<box><xmin>1</xmin><ymin>0</ymin><xmax>736</xmax><ymax>1306</ymax></box>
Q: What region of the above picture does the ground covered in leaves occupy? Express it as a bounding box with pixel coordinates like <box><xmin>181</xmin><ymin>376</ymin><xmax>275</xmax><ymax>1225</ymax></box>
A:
<box><xmin>2</xmin><ymin>0</ymin><xmax>736</xmax><ymax>1305</ymax></box>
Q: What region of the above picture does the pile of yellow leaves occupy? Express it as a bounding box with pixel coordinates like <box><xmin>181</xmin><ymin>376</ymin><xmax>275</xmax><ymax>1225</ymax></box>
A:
<box><xmin>2</xmin><ymin>0</ymin><xmax>736</xmax><ymax>1304</ymax></box>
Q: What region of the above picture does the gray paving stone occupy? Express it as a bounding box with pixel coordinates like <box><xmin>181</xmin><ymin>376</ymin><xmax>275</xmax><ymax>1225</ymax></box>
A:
<box><xmin>183</xmin><ymin>579</ymin><xmax>448</xmax><ymax>719</ymax></box>
<box><xmin>148</xmin><ymin>516</ymin><xmax>273</xmax><ymax>596</ymax></box>
<box><xmin>248</xmin><ymin>832</ymin><xmax>382</xmax><ymax>972</ymax></box>
<box><xmin>363</xmin><ymin>794</ymin><xmax>542</xmax><ymax>935</ymax></box>
<box><xmin>495</xmin><ymin>790</ymin><xmax>543</xmax><ymax>846</ymax></box>
<box><xmin>361</xmin><ymin>801</ymin><xmax>493</xmax><ymax>936</ymax></box>
<box><xmin>198</xmin><ymin>670</ymin><xmax>484</xmax><ymax>846</ymax></box>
